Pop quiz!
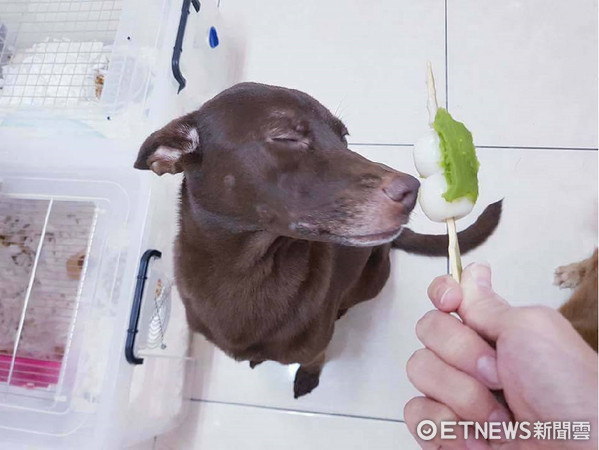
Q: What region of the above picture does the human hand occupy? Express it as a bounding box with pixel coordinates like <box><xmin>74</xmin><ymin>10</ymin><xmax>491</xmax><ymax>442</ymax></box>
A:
<box><xmin>405</xmin><ymin>263</ymin><xmax>598</xmax><ymax>449</ymax></box>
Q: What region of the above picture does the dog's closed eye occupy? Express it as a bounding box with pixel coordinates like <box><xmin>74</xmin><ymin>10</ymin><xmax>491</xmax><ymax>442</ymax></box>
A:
<box><xmin>271</xmin><ymin>136</ymin><xmax>301</xmax><ymax>143</ymax></box>
<box><xmin>268</xmin><ymin>133</ymin><xmax>310</xmax><ymax>147</ymax></box>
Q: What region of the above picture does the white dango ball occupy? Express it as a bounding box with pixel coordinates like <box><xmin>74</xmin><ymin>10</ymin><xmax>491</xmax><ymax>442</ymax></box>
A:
<box><xmin>413</xmin><ymin>129</ymin><xmax>442</xmax><ymax>178</ymax></box>
<box><xmin>418</xmin><ymin>172</ymin><xmax>475</xmax><ymax>222</ymax></box>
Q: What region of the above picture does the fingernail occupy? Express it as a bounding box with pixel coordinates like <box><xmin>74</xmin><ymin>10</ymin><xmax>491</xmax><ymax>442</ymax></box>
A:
<box><xmin>439</xmin><ymin>287</ymin><xmax>455</xmax><ymax>307</ymax></box>
<box><xmin>477</xmin><ymin>355</ymin><xmax>500</xmax><ymax>387</ymax></box>
<box><xmin>489</xmin><ymin>408</ymin><xmax>511</xmax><ymax>423</ymax></box>
<box><xmin>472</xmin><ymin>263</ymin><xmax>492</xmax><ymax>290</ymax></box>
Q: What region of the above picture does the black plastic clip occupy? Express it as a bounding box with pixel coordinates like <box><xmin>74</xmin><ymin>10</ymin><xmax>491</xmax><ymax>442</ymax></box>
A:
<box><xmin>172</xmin><ymin>0</ymin><xmax>201</xmax><ymax>94</ymax></box>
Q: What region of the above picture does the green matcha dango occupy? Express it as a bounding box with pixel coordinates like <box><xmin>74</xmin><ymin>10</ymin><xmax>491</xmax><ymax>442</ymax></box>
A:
<box><xmin>413</xmin><ymin>108</ymin><xmax>480</xmax><ymax>222</ymax></box>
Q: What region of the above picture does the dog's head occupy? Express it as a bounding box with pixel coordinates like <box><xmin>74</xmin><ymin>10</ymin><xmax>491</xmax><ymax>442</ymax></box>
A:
<box><xmin>135</xmin><ymin>82</ymin><xmax>419</xmax><ymax>246</ymax></box>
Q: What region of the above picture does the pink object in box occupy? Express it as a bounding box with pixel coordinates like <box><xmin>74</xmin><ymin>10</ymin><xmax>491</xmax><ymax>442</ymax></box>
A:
<box><xmin>0</xmin><ymin>354</ymin><xmax>61</xmax><ymax>388</ymax></box>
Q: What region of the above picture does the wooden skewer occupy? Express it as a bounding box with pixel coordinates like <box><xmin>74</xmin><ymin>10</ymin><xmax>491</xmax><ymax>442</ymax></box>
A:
<box><xmin>446</xmin><ymin>217</ymin><xmax>462</xmax><ymax>282</ymax></box>
<box><xmin>426</xmin><ymin>62</ymin><xmax>462</xmax><ymax>282</ymax></box>
<box><xmin>426</xmin><ymin>61</ymin><xmax>438</xmax><ymax>125</ymax></box>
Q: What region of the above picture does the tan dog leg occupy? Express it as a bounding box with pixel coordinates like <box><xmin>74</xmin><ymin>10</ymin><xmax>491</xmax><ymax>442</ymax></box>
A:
<box><xmin>557</xmin><ymin>250</ymin><xmax>598</xmax><ymax>351</ymax></box>
<box><xmin>554</xmin><ymin>251</ymin><xmax>596</xmax><ymax>289</ymax></box>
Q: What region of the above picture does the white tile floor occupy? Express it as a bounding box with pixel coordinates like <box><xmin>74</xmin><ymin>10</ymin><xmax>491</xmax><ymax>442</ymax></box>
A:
<box><xmin>156</xmin><ymin>402</ymin><xmax>418</xmax><ymax>450</ymax></box>
<box><xmin>447</xmin><ymin>0</ymin><xmax>598</xmax><ymax>149</ymax></box>
<box><xmin>219</xmin><ymin>0</ymin><xmax>447</xmax><ymax>145</ymax></box>
<box><xmin>154</xmin><ymin>1</ymin><xmax>598</xmax><ymax>448</ymax></box>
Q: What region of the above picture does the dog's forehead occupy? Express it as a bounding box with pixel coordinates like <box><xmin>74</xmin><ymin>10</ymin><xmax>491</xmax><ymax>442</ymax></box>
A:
<box><xmin>267</xmin><ymin>108</ymin><xmax>295</xmax><ymax>120</ymax></box>
<box><xmin>266</xmin><ymin>107</ymin><xmax>317</xmax><ymax>123</ymax></box>
<box><xmin>207</xmin><ymin>83</ymin><xmax>347</xmax><ymax>137</ymax></box>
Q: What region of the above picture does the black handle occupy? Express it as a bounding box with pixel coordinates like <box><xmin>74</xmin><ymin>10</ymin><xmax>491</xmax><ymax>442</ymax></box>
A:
<box><xmin>125</xmin><ymin>249</ymin><xmax>162</xmax><ymax>365</ymax></box>
<box><xmin>172</xmin><ymin>0</ymin><xmax>201</xmax><ymax>94</ymax></box>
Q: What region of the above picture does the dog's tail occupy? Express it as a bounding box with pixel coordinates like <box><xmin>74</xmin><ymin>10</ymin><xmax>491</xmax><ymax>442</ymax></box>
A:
<box><xmin>392</xmin><ymin>200</ymin><xmax>503</xmax><ymax>256</ymax></box>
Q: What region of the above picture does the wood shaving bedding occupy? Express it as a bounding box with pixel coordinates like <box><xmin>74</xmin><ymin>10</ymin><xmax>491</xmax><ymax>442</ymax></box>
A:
<box><xmin>0</xmin><ymin>199</ymin><xmax>94</xmax><ymax>366</ymax></box>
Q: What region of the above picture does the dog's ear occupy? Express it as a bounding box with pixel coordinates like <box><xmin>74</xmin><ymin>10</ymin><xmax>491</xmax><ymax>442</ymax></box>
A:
<box><xmin>134</xmin><ymin>113</ymin><xmax>200</xmax><ymax>175</ymax></box>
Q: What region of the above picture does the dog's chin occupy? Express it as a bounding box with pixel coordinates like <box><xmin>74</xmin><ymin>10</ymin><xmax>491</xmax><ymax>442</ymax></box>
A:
<box><xmin>331</xmin><ymin>227</ymin><xmax>404</xmax><ymax>247</ymax></box>
<box><xmin>291</xmin><ymin>225</ymin><xmax>404</xmax><ymax>247</ymax></box>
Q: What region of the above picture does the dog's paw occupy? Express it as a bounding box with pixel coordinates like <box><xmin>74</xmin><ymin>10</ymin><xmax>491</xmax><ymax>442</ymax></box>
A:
<box><xmin>293</xmin><ymin>368</ymin><xmax>320</xmax><ymax>398</ymax></box>
<box><xmin>554</xmin><ymin>263</ymin><xmax>583</xmax><ymax>289</ymax></box>
<box><xmin>249</xmin><ymin>360</ymin><xmax>264</xmax><ymax>369</ymax></box>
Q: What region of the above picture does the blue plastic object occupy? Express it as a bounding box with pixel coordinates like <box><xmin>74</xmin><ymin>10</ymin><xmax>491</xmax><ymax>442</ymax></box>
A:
<box><xmin>208</xmin><ymin>26</ymin><xmax>219</xmax><ymax>48</ymax></box>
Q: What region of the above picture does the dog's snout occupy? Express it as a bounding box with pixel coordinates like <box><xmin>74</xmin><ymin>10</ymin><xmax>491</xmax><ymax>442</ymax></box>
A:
<box><xmin>382</xmin><ymin>175</ymin><xmax>420</xmax><ymax>209</ymax></box>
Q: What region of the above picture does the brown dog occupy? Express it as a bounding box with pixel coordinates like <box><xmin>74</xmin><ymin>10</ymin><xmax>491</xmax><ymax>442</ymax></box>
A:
<box><xmin>555</xmin><ymin>249</ymin><xmax>598</xmax><ymax>351</ymax></box>
<box><xmin>134</xmin><ymin>82</ymin><xmax>502</xmax><ymax>397</ymax></box>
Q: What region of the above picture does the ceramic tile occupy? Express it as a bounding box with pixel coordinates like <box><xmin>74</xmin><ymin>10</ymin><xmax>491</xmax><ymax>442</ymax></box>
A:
<box><xmin>188</xmin><ymin>145</ymin><xmax>597</xmax><ymax>420</ymax></box>
<box><xmin>462</xmin><ymin>147</ymin><xmax>598</xmax><ymax>309</ymax></box>
<box><xmin>220</xmin><ymin>0</ymin><xmax>446</xmax><ymax>145</ymax></box>
<box><xmin>126</xmin><ymin>437</ymin><xmax>156</xmax><ymax>450</ymax></box>
<box><xmin>447</xmin><ymin>0</ymin><xmax>598</xmax><ymax>148</ymax></box>
<box><xmin>156</xmin><ymin>401</ymin><xmax>419</xmax><ymax>450</ymax></box>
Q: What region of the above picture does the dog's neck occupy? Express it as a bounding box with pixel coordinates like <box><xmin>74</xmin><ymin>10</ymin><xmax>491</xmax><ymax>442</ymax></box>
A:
<box><xmin>179</xmin><ymin>184</ymin><xmax>309</xmax><ymax>271</ymax></box>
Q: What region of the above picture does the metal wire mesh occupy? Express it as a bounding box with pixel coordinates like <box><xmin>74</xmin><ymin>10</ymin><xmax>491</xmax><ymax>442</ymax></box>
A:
<box><xmin>0</xmin><ymin>197</ymin><xmax>96</xmax><ymax>394</ymax></box>
<box><xmin>0</xmin><ymin>0</ymin><xmax>123</xmax><ymax>109</ymax></box>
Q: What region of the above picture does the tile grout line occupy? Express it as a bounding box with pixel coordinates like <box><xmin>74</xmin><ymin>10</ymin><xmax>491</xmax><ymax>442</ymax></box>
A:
<box><xmin>444</xmin><ymin>0</ymin><xmax>449</xmax><ymax>276</ymax></box>
<box><xmin>189</xmin><ymin>398</ymin><xmax>406</xmax><ymax>425</ymax></box>
<box><xmin>348</xmin><ymin>142</ymin><xmax>598</xmax><ymax>151</ymax></box>
<box><xmin>349</xmin><ymin>143</ymin><xmax>413</xmax><ymax>147</ymax></box>
<box><xmin>444</xmin><ymin>0</ymin><xmax>449</xmax><ymax>110</ymax></box>
<box><xmin>477</xmin><ymin>145</ymin><xmax>598</xmax><ymax>151</ymax></box>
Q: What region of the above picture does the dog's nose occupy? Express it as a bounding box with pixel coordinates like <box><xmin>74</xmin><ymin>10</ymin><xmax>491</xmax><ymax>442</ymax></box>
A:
<box><xmin>383</xmin><ymin>175</ymin><xmax>420</xmax><ymax>209</ymax></box>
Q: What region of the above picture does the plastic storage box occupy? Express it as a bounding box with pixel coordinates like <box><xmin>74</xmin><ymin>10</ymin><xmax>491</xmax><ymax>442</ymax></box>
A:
<box><xmin>0</xmin><ymin>0</ymin><xmax>238</xmax><ymax>447</ymax></box>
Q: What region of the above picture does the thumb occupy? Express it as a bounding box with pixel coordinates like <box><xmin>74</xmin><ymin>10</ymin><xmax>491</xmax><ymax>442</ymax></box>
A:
<box><xmin>457</xmin><ymin>263</ymin><xmax>511</xmax><ymax>342</ymax></box>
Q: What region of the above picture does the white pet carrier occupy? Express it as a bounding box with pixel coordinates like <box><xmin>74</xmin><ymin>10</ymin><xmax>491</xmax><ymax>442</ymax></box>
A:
<box><xmin>0</xmin><ymin>0</ymin><xmax>237</xmax><ymax>448</ymax></box>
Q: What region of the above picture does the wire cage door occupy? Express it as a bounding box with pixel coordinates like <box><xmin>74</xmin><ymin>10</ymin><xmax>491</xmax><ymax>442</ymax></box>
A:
<box><xmin>0</xmin><ymin>0</ymin><xmax>165</xmax><ymax>123</ymax></box>
<box><xmin>0</xmin><ymin>196</ymin><xmax>97</xmax><ymax>402</ymax></box>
